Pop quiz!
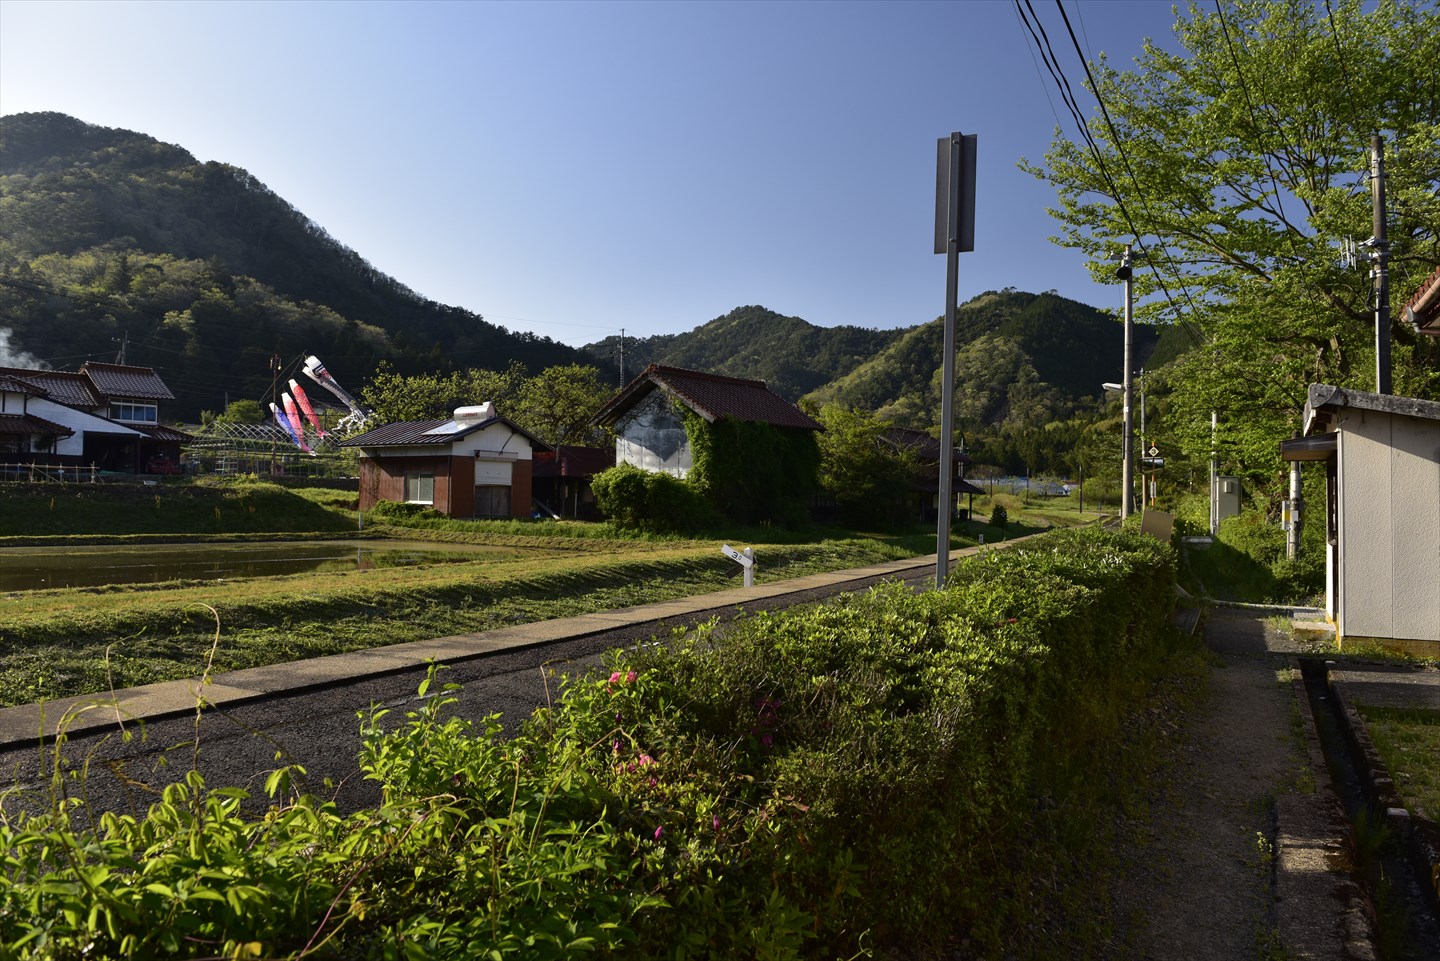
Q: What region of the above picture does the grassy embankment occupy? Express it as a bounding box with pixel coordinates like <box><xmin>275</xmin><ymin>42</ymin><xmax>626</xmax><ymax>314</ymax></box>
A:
<box><xmin>0</xmin><ymin>479</ymin><xmax>1061</xmax><ymax>707</ymax></box>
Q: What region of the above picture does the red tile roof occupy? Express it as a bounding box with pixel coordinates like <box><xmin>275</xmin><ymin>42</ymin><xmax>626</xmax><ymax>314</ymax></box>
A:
<box><xmin>79</xmin><ymin>362</ymin><xmax>176</xmax><ymax>401</ymax></box>
<box><xmin>1406</xmin><ymin>264</ymin><xmax>1440</xmax><ymax>336</ymax></box>
<box><xmin>593</xmin><ymin>365</ymin><xmax>822</xmax><ymax>431</ymax></box>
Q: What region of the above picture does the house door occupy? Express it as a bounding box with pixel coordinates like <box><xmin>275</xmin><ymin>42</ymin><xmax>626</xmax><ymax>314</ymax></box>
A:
<box><xmin>474</xmin><ymin>485</ymin><xmax>511</xmax><ymax>518</ymax></box>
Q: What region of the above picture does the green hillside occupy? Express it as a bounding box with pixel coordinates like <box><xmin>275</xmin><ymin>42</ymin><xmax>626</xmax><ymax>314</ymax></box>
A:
<box><xmin>807</xmin><ymin>290</ymin><xmax>1159</xmax><ymax>430</ymax></box>
<box><xmin>0</xmin><ymin>112</ymin><xmax>610</xmax><ymax>417</ymax></box>
<box><xmin>584</xmin><ymin>304</ymin><xmax>902</xmax><ymax>401</ymax></box>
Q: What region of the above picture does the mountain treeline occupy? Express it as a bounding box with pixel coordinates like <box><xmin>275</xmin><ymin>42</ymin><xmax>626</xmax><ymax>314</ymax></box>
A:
<box><xmin>0</xmin><ymin>112</ymin><xmax>610</xmax><ymax>418</ymax></box>
<box><xmin>584</xmin><ymin>305</ymin><xmax>903</xmax><ymax>401</ymax></box>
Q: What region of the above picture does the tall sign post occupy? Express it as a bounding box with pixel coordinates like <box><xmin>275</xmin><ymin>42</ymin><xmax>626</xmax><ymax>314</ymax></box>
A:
<box><xmin>934</xmin><ymin>132</ymin><xmax>977</xmax><ymax>588</ymax></box>
<box><xmin>1117</xmin><ymin>246</ymin><xmax>1134</xmax><ymax>520</ymax></box>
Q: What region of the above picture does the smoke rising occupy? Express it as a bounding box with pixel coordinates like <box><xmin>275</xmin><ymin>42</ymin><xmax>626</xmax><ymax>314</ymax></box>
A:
<box><xmin>0</xmin><ymin>328</ymin><xmax>48</xmax><ymax>369</ymax></box>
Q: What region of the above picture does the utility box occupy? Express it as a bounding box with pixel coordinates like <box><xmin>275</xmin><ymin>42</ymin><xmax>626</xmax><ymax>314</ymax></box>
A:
<box><xmin>1214</xmin><ymin>475</ymin><xmax>1242</xmax><ymax>523</ymax></box>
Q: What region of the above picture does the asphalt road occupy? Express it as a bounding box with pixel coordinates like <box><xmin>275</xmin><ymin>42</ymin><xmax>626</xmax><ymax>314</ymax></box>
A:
<box><xmin>0</xmin><ymin>566</ymin><xmax>931</xmax><ymax>822</ymax></box>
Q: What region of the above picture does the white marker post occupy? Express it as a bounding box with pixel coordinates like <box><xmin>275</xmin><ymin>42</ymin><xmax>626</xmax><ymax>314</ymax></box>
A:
<box><xmin>722</xmin><ymin>544</ymin><xmax>755</xmax><ymax>588</ymax></box>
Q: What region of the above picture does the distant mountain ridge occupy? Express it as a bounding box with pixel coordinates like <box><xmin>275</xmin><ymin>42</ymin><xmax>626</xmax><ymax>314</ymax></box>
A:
<box><xmin>0</xmin><ymin>112</ymin><xmax>607</xmax><ymax>417</ymax></box>
<box><xmin>584</xmin><ymin>305</ymin><xmax>902</xmax><ymax>401</ymax></box>
<box><xmin>587</xmin><ymin>292</ymin><xmax>1158</xmax><ymax>431</ymax></box>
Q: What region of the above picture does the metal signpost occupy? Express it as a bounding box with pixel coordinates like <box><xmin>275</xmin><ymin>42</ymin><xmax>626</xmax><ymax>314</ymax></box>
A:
<box><xmin>722</xmin><ymin>544</ymin><xmax>755</xmax><ymax>588</ymax></box>
<box><xmin>933</xmin><ymin>131</ymin><xmax>977</xmax><ymax>589</ymax></box>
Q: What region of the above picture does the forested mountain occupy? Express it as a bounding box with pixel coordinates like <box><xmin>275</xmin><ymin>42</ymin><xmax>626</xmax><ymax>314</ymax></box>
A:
<box><xmin>0</xmin><ymin>112</ymin><xmax>609</xmax><ymax>418</ymax></box>
<box><xmin>807</xmin><ymin>290</ymin><xmax>1158</xmax><ymax>430</ymax></box>
<box><xmin>583</xmin><ymin>305</ymin><xmax>903</xmax><ymax>401</ymax></box>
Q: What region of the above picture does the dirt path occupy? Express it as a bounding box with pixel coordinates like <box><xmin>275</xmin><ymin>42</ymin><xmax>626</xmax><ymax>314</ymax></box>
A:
<box><xmin>1103</xmin><ymin>607</ymin><xmax>1370</xmax><ymax>961</ymax></box>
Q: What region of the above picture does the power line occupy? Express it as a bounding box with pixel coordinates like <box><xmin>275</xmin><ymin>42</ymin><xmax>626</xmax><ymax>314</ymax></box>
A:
<box><xmin>1051</xmin><ymin>0</ymin><xmax>1209</xmax><ymax>347</ymax></box>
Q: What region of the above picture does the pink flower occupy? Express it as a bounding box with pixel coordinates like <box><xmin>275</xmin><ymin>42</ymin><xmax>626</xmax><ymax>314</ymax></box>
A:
<box><xmin>653</xmin><ymin>825</ymin><xmax>663</xmax><ymax>840</ymax></box>
<box><xmin>609</xmin><ymin>671</ymin><xmax>622</xmax><ymax>684</ymax></box>
<box><xmin>637</xmin><ymin>753</ymin><xmax>655</xmax><ymax>767</ymax></box>
<box><xmin>626</xmin><ymin>670</ymin><xmax>638</xmax><ymax>683</ymax></box>
<box><xmin>712</xmin><ymin>815</ymin><xmax>721</xmax><ymax>831</ymax></box>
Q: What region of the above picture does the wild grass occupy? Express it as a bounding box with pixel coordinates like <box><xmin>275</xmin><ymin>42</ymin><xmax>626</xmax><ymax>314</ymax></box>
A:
<box><xmin>1358</xmin><ymin>706</ymin><xmax>1440</xmax><ymax>821</ymax></box>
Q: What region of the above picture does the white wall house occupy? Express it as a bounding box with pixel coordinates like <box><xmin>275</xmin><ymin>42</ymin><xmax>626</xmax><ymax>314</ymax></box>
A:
<box><xmin>1283</xmin><ymin>384</ymin><xmax>1440</xmax><ymax>657</ymax></box>
<box><xmin>0</xmin><ymin>363</ymin><xmax>185</xmax><ymax>472</ymax></box>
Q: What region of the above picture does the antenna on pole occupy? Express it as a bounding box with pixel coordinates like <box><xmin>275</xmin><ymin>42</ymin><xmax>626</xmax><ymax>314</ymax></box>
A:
<box><xmin>618</xmin><ymin>328</ymin><xmax>625</xmax><ymax>385</ymax></box>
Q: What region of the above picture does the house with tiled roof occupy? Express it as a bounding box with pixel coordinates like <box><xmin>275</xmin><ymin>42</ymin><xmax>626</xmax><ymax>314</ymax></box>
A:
<box><xmin>592</xmin><ymin>365</ymin><xmax>822</xmax><ymax>478</ymax></box>
<box><xmin>591</xmin><ymin>365</ymin><xmax>823</xmax><ymax>524</ymax></box>
<box><xmin>339</xmin><ymin>403</ymin><xmax>549</xmax><ymax>518</ymax></box>
<box><xmin>0</xmin><ymin>362</ymin><xmax>188</xmax><ymax>473</ymax></box>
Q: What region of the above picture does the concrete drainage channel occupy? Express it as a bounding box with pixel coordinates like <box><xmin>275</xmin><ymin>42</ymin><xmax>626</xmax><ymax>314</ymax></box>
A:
<box><xmin>1299</xmin><ymin>657</ymin><xmax>1440</xmax><ymax>959</ymax></box>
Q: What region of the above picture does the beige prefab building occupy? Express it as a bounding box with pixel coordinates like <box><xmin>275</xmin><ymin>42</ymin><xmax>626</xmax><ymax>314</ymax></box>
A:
<box><xmin>1282</xmin><ymin>384</ymin><xmax>1440</xmax><ymax>656</ymax></box>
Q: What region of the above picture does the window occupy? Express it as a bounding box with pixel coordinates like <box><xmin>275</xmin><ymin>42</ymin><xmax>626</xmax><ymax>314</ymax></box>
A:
<box><xmin>111</xmin><ymin>402</ymin><xmax>157</xmax><ymax>424</ymax></box>
<box><xmin>405</xmin><ymin>471</ymin><xmax>435</xmax><ymax>505</ymax></box>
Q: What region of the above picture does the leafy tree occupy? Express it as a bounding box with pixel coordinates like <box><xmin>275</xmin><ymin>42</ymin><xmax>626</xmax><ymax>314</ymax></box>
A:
<box><xmin>510</xmin><ymin>364</ymin><xmax>614</xmax><ymax>448</ymax></box>
<box><xmin>213</xmin><ymin>399</ymin><xmax>265</xmax><ymax>424</ymax></box>
<box><xmin>813</xmin><ymin>404</ymin><xmax>918</xmax><ymax>527</ymax></box>
<box><xmin>1025</xmin><ymin>0</ymin><xmax>1440</xmax><ymax>496</ymax></box>
<box><xmin>360</xmin><ymin>361</ymin><xmax>525</xmax><ymax>424</ymax></box>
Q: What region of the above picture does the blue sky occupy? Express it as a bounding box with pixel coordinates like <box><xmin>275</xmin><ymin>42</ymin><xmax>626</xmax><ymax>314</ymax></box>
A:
<box><xmin>0</xmin><ymin>0</ymin><xmax>1186</xmax><ymax>348</ymax></box>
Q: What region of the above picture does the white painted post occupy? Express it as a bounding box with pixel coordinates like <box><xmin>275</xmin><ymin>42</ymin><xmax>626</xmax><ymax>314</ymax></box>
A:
<box><xmin>722</xmin><ymin>544</ymin><xmax>755</xmax><ymax>588</ymax></box>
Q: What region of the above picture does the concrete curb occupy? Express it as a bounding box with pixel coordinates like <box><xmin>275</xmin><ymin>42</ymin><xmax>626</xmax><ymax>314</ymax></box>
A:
<box><xmin>1280</xmin><ymin>660</ymin><xmax>1380</xmax><ymax>960</ymax></box>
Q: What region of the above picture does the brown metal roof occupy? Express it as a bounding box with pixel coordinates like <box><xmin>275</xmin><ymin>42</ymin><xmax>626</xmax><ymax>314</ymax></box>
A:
<box><xmin>0</xmin><ymin>413</ymin><xmax>74</xmax><ymax>437</ymax></box>
<box><xmin>79</xmin><ymin>362</ymin><xmax>176</xmax><ymax>401</ymax></box>
<box><xmin>339</xmin><ymin>415</ymin><xmax>550</xmax><ymax>451</ymax></box>
<box><xmin>883</xmin><ymin>426</ymin><xmax>972</xmax><ymax>464</ymax></box>
<box><xmin>532</xmin><ymin>445</ymin><xmax>614</xmax><ymax>479</ymax></box>
<box><xmin>593</xmin><ymin>364</ymin><xmax>822</xmax><ymax>431</ymax></box>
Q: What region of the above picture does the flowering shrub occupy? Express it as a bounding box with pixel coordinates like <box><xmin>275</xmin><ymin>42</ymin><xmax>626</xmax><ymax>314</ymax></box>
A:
<box><xmin>0</xmin><ymin>527</ymin><xmax>1174</xmax><ymax>959</ymax></box>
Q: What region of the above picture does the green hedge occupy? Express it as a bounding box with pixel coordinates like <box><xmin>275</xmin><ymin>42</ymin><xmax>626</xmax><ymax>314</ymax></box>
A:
<box><xmin>1</xmin><ymin>527</ymin><xmax>1176</xmax><ymax>959</ymax></box>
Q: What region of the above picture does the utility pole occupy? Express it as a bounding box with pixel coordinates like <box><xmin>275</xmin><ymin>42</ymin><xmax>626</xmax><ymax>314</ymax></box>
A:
<box><xmin>1117</xmin><ymin>246</ymin><xmax>1135</xmax><ymax>520</ymax></box>
<box><xmin>1369</xmin><ymin>133</ymin><xmax>1391</xmax><ymax>395</ymax></box>
<box><xmin>618</xmin><ymin>328</ymin><xmax>626</xmax><ymax>386</ymax></box>
<box><xmin>933</xmin><ymin>130</ymin><xmax>977</xmax><ymax>588</ymax></box>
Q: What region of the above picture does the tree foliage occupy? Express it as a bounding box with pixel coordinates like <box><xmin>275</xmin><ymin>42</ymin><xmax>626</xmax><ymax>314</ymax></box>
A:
<box><xmin>1025</xmin><ymin>0</ymin><xmax>1440</xmax><ymax>496</ymax></box>
<box><xmin>813</xmin><ymin>404</ymin><xmax>918</xmax><ymax>527</ymax></box>
<box><xmin>359</xmin><ymin>362</ymin><xmax>614</xmax><ymax>448</ymax></box>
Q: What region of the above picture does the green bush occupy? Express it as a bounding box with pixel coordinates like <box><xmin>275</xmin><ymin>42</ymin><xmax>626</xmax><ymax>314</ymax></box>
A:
<box><xmin>364</xmin><ymin>499</ymin><xmax>446</xmax><ymax>522</ymax></box>
<box><xmin>1</xmin><ymin>527</ymin><xmax>1176</xmax><ymax>959</ymax></box>
<box><xmin>989</xmin><ymin>503</ymin><xmax>1008</xmax><ymax>527</ymax></box>
<box><xmin>590</xmin><ymin>463</ymin><xmax>716</xmax><ymax>532</ymax></box>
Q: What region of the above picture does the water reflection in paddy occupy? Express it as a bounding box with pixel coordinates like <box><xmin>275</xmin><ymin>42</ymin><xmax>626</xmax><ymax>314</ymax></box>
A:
<box><xmin>0</xmin><ymin>541</ymin><xmax>527</xmax><ymax>592</ymax></box>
